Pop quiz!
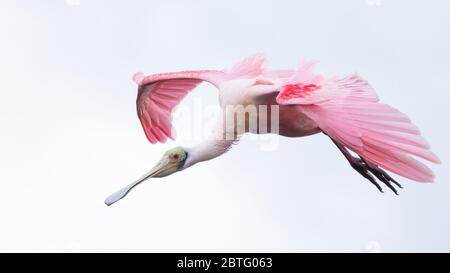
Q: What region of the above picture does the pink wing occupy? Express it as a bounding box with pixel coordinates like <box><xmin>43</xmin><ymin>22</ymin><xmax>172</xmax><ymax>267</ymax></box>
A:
<box><xmin>134</xmin><ymin>54</ymin><xmax>268</xmax><ymax>144</ymax></box>
<box><xmin>277</xmin><ymin>62</ymin><xmax>440</xmax><ymax>182</ymax></box>
<box><xmin>226</xmin><ymin>53</ymin><xmax>267</xmax><ymax>79</ymax></box>
<box><xmin>134</xmin><ymin>70</ymin><xmax>223</xmax><ymax>144</ymax></box>
<box><xmin>263</xmin><ymin>69</ymin><xmax>295</xmax><ymax>79</ymax></box>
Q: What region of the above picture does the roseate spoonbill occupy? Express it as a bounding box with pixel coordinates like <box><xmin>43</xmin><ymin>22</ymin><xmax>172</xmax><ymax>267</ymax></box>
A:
<box><xmin>105</xmin><ymin>54</ymin><xmax>440</xmax><ymax>206</ymax></box>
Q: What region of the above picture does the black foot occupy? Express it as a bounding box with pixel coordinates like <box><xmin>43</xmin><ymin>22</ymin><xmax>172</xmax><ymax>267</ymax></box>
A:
<box><xmin>350</xmin><ymin>158</ymin><xmax>403</xmax><ymax>194</ymax></box>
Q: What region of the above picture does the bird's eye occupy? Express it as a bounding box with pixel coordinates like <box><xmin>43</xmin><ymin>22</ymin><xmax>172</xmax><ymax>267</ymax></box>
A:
<box><xmin>173</xmin><ymin>154</ymin><xmax>179</xmax><ymax>160</ymax></box>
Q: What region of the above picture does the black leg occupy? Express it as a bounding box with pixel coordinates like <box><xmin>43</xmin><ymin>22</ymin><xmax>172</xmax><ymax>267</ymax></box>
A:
<box><xmin>361</xmin><ymin>158</ymin><xmax>402</xmax><ymax>195</ymax></box>
<box><xmin>329</xmin><ymin>137</ymin><xmax>402</xmax><ymax>194</ymax></box>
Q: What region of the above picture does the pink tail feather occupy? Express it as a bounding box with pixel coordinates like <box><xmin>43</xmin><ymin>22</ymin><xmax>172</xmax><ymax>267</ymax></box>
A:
<box><xmin>279</xmin><ymin>70</ymin><xmax>440</xmax><ymax>183</ymax></box>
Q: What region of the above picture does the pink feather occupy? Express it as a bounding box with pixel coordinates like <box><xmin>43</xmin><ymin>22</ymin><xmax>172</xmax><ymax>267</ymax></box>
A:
<box><xmin>134</xmin><ymin>54</ymin><xmax>269</xmax><ymax>144</ymax></box>
<box><xmin>277</xmin><ymin>62</ymin><xmax>440</xmax><ymax>182</ymax></box>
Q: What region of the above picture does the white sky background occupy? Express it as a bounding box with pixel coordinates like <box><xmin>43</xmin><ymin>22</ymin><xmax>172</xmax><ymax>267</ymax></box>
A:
<box><xmin>0</xmin><ymin>0</ymin><xmax>449</xmax><ymax>252</ymax></box>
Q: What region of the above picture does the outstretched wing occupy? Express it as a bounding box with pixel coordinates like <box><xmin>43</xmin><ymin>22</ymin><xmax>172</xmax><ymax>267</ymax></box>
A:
<box><xmin>135</xmin><ymin>70</ymin><xmax>223</xmax><ymax>144</ymax></box>
<box><xmin>134</xmin><ymin>54</ymin><xmax>267</xmax><ymax>144</ymax></box>
<box><xmin>277</xmin><ymin>62</ymin><xmax>440</xmax><ymax>182</ymax></box>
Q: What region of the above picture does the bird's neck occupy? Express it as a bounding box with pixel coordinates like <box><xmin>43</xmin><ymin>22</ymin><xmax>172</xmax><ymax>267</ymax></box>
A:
<box><xmin>183</xmin><ymin>138</ymin><xmax>235</xmax><ymax>169</ymax></box>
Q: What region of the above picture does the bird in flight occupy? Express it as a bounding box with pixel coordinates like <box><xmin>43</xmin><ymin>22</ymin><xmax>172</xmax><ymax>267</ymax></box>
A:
<box><xmin>105</xmin><ymin>54</ymin><xmax>440</xmax><ymax>206</ymax></box>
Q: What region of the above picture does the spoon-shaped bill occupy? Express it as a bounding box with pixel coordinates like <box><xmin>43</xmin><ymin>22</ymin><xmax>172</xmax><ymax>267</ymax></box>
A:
<box><xmin>104</xmin><ymin>157</ymin><xmax>172</xmax><ymax>206</ymax></box>
<box><xmin>104</xmin><ymin>171</ymin><xmax>154</xmax><ymax>206</ymax></box>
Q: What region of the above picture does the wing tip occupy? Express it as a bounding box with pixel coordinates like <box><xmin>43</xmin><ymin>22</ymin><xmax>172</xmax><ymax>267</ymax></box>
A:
<box><xmin>228</xmin><ymin>53</ymin><xmax>267</xmax><ymax>78</ymax></box>
<box><xmin>429</xmin><ymin>151</ymin><xmax>441</xmax><ymax>164</ymax></box>
<box><xmin>133</xmin><ymin>72</ymin><xmax>145</xmax><ymax>85</ymax></box>
<box><xmin>144</xmin><ymin>126</ymin><xmax>177</xmax><ymax>144</ymax></box>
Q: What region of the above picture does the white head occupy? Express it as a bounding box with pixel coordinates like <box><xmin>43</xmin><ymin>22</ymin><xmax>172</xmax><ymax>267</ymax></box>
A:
<box><xmin>148</xmin><ymin>146</ymin><xmax>190</xmax><ymax>177</ymax></box>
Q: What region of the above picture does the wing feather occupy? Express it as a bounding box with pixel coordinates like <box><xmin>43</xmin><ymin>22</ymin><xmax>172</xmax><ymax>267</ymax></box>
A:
<box><xmin>136</xmin><ymin>75</ymin><xmax>211</xmax><ymax>143</ymax></box>
<box><xmin>277</xmin><ymin>62</ymin><xmax>440</xmax><ymax>182</ymax></box>
<box><xmin>134</xmin><ymin>54</ymin><xmax>268</xmax><ymax>144</ymax></box>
